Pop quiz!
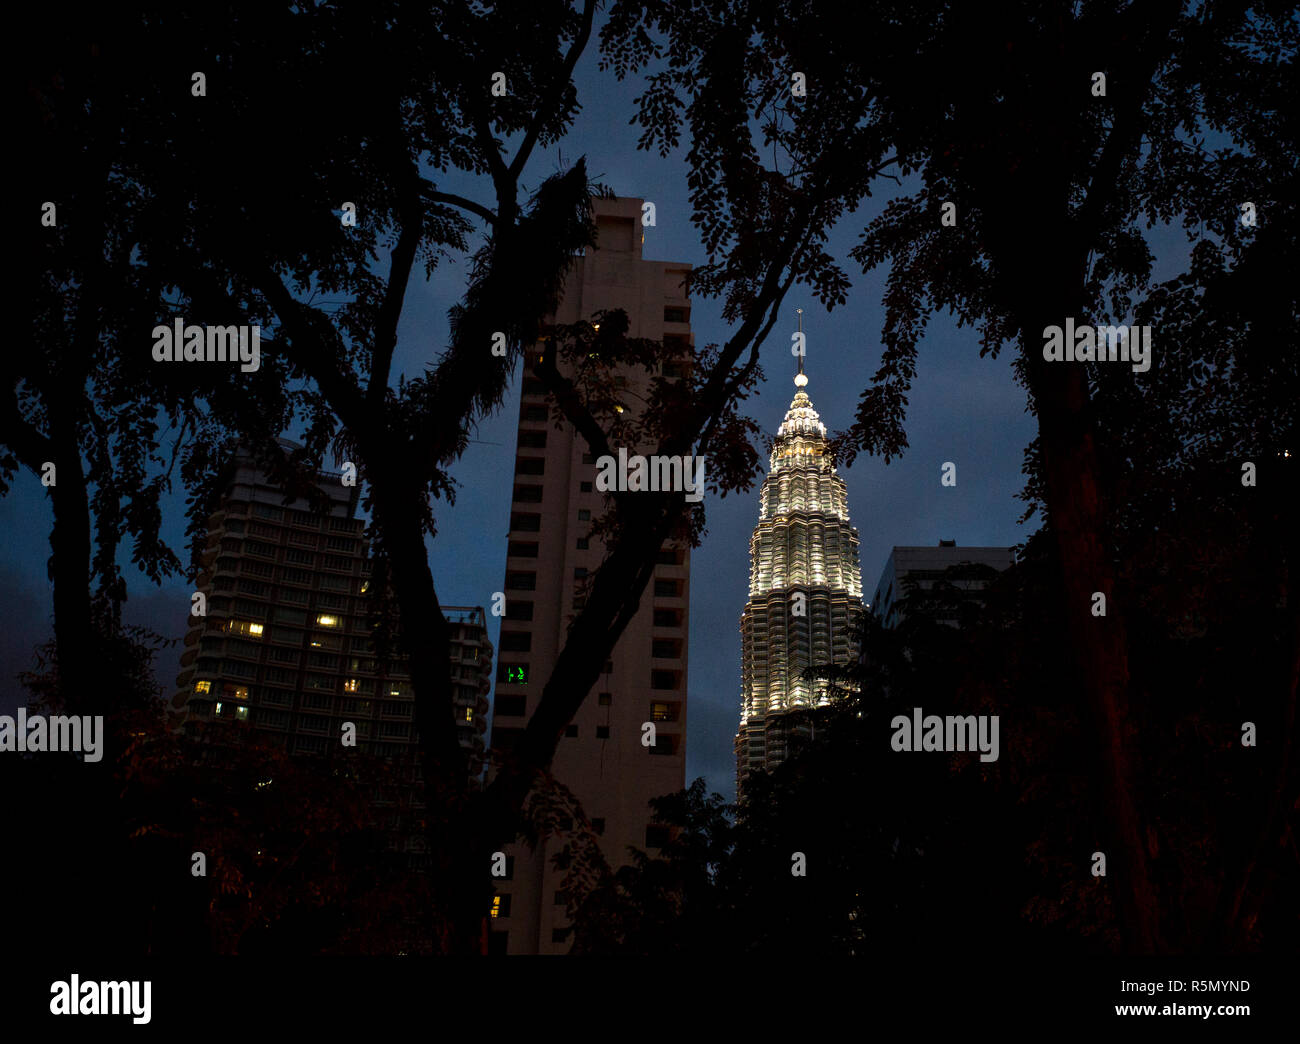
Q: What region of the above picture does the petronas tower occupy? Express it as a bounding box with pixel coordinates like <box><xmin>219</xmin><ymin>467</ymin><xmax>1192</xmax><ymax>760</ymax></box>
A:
<box><xmin>735</xmin><ymin>357</ymin><xmax>864</xmax><ymax>788</ymax></box>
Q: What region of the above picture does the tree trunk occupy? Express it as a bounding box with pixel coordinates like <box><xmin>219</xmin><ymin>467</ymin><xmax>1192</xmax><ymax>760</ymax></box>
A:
<box><xmin>364</xmin><ymin>457</ymin><xmax>488</xmax><ymax>953</ymax></box>
<box><xmin>1026</xmin><ymin>338</ymin><xmax>1162</xmax><ymax>953</ymax></box>
<box><xmin>48</xmin><ymin>424</ymin><xmax>94</xmax><ymax>712</ymax></box>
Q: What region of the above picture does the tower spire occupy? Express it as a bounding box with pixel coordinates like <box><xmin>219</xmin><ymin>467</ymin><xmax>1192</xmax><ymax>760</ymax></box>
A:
<box><xmin>795</xmin><ymin>308</ymin><xmax>808</xmax><ymax>387</ymax></box>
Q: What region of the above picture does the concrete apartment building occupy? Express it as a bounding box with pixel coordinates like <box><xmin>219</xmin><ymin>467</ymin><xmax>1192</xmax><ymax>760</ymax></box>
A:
<box><xmin>488</xmin><ymin>196</ymin><xmax>692</xmax><ymax>954</ymax></box>
<box><xmin>171</xmin><ymin>440</ymin><xmax>493</xmax><ymax>869</ymax></box>
<box><xmin>871</xmin><ymin>542</ymin><xmax>1015</xmax><ymax>629</ymax></box>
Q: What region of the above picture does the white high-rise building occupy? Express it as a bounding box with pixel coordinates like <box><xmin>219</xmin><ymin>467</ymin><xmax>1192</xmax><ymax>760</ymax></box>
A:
<box><xmin>735</xmin><ymin>359</ymin><xmax>864</xmax><ymax>788</ymax></box>
<box><xmin>488</xmin><ymin>196</ymin><xmax>692</xmax><ymax>953</ymax></box>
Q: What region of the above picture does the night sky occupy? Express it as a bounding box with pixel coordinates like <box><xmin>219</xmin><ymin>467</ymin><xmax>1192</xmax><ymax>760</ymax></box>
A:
<box><xmin>11</xmin><ymin>19</ymin><xmax>1204</xmax><ymax>805</ymax></box>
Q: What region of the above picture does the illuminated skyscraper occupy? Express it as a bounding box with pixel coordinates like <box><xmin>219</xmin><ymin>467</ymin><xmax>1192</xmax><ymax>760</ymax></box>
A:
<box><xmin>734</xmin><ymin>356</ymin><xmax>864</xmax><ymax>788</ymax></box>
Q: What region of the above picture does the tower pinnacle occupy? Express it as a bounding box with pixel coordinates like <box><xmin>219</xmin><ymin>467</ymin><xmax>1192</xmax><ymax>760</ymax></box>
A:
<box><xmin>795</xmin><ymin>308</ymin><xmax>808</xmax><ymax>387</ymax></box>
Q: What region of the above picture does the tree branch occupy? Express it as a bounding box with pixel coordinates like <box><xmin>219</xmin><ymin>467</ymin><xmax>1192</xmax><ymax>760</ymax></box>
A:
<box><xmin>1074</xmin><ymin>0</ymin><xmax>1183</xmax><ymax>253</ymax></box>
<box><xmin>369</xmin><ymin>131</ymin><xmax>427</xmax><ymax>406</ymax></box>
<box><xmin>507</xmin><ymin>0</ymin><xmax>597</xmax><ymax>182</ymax></box>
<box><xmin>253</xmin><ymin>267</ymin><xmax>372</xmax><ymax>440</ymax></box>
<box><xmin>0</xmin><ymin>387</ymin><xmax>54</xmax><ymax>475</ymax></box>
<box><xmin>676</xmin><ymin>201</ymin><xmax>811</xmax><ymax>454</ymax></box>
<box><xmin>423</xmin><ymin>187</ymin><xmax>497</xmax><ymax>227</ymax></box>
<box><xmin>698</xmin><ymin>264</ymin><xmax>797</xmax><ymax>454</ymax></box>
<box><xmin>533</xmin><ymin>346</ymin><xmax>637</xmax><ymax>516</ymax></box>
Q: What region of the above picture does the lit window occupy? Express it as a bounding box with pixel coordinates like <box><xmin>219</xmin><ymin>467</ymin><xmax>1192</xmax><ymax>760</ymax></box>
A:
<box><xmin>194</xmin><ymin>680</ymin><xmax>211</xmax><ymax>694</ymax></box>
<box><xmin>235</xmin><ymin>706</ymin><xmax>249</xmax><ymax>721</ymax></box>
<box><xmin>215</xmin><ymin>702</ymin><xmax>223</xmax><ymax>715</ymax></box>
<box><xmin>464</xmin><ymin>707</ymin><xmax>473</xmax><ymax>722</ymax></box>
<box><xmin>233</xmin><ymin>686</ymin><xmax>249</xmax><ymax>701</ymax></box>
<box><xmin>344</xmin><ymin>678</ymin><xmax>359</xmax><ymax>693</ymax></box>
<box><xmin>490</xmin><ymin>896</ymin><xmax>501</xmax><ymax>919</ymax></box>
<box><xmin>316</xmin><ymin>615</ymin><xmax>339</xmax><ymax>628</ymax></box>
<box><xmin>248</xmin><ymin>623</ymin><xmax>264</xmax><ymax>637</ymax></box>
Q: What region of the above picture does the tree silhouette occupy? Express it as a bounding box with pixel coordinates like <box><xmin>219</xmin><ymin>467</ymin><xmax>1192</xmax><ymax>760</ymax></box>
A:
<box><xmin>602</xmin><ymin>0</ymin><xmax>1297</xmax><ymax>952</ymax></box>
<box><xmin>18</xmin><ymin>1</ymin><xmax>876</xmax><ymax>953</ymax></box>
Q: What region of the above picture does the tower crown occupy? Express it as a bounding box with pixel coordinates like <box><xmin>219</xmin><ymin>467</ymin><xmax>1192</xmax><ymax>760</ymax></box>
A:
<box><xmin>775</xmin><ymin>384</ymin><xmax>827</xmax><ymax>440</ymax></box>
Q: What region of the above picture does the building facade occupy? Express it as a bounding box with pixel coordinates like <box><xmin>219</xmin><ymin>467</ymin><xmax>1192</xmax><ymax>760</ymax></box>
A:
<box><xmin>735</xmin><ymin>365</ymin><xmax>864</xmax><ymax>788</ymax></box>
<box><xmin>170</xmin><ymin>440</ymin><xmax>493</xmax><ymax>870</ymax></box>
<box><xmin>488</xmin><ymin>196</ymin><xmax>692</xmax><ymax>954</ymax></box>
<box><xmin>871</xmin><ymin>542</ymin><xmax>1015</xmax><ymax>629</ymax></box>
